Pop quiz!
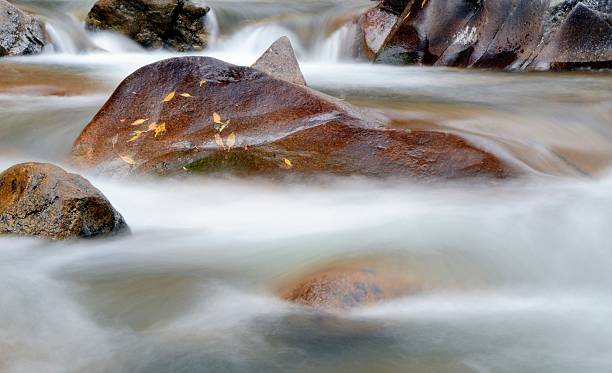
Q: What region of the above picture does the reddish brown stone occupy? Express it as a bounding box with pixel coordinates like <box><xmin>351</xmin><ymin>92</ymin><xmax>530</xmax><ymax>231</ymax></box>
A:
<box><xmin>281</xmin><ymin>258</ymin><xmax>421</xmax><ymax>311</ymax></box>
<box><xmin>0</xmin><ymin>163</ymin><xmax>128</xmax><ymax>239</ymax></box>
<box><xmin>71</xmin><ymin>51</ymin><xmax>509</xmax><ymax>179</ymax></box>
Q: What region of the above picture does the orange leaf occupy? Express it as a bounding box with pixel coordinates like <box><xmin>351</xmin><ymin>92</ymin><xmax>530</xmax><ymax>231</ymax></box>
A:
<box><xmin>162</xmin><ymin>91</ymin><xmax>176</xmax><ymax>102</ymax></box>
<box><xmin>154</xmin><ymin>123</ymin><xmax>167</xmax><ymax>137</ymax></box>
<box><xmin>131</xmin><ymin>118</ymin><xmax>148</xmax><ymax>126</ymax></box>
<box><xmin>226</xmin><ymin>132</ymin><xmax>236</xmax><ymax>150</ymax></box>
<box><xmin>120</xmin><ymin>155</ymin><xmax>135</xmax><ymax>165</ymax></box>
<box><xmin>214</xmin><ymin>133</ymin><xmax>225</xmax><ymax>149</ymax></box>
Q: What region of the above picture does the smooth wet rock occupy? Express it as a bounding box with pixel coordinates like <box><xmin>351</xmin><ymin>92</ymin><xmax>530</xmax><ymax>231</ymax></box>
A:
<box><xmin>252</xmin><ymin>36</ymin><xmax>306</xmax><ymax>86</ymax></box>
<box><xmin>86</xmin><ymin>0</ymin><xmax>210</xmax><ymax>51</ymax></box>
<box><xmin>71</xmin><ymin>39</ymin><xmax>509</xmax><ymax>179</ymax></box>
<box><xmin>0</xmin><ymin>163</ymin><xmax>128</xmax><ymax>239</ymax></box>
<box><xmin>281</xmin><ymin>258</ymin><xmax>420</xmax><ymax>311</ymax></box>
<box><xmin>366</xmin><ymin>0</ymin><xmax>611</xmax><ymax>70</ymax></box>
<box><xmin>0</xmin><ymin>0</ymin><xmax>45</xmax><ymax>57</ymax></box>
<box><xmin>358</xmin><ymin>4</ymin><xmax>398</xmax><ymax>59</ymax></box>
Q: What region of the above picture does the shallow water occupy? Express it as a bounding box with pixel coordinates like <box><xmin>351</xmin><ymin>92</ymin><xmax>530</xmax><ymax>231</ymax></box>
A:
<box><xmin>1</xmin><ymin>1</ymin><xmax>612</xmax><ymax>372</ymax></box>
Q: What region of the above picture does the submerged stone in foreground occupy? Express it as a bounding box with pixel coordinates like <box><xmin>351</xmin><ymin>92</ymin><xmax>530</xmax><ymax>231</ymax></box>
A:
<box><xmin>0</xmin><ymin>0</ymin><xmax>45</xmax><ymax>57</ymax></box>
<box><xmin>0</xmin><ymin>163</ymin><xmax>128</xmax><ymax>239</ymax></box>
<box><xmin>281</xmin><ymin>258</ymin><xmax>421</xmax><ymax>311</ymax></box>
<box><xmin>72</xmin><ymin>38</ymin><xmax>510</xmax><ymax>179</ymax></box>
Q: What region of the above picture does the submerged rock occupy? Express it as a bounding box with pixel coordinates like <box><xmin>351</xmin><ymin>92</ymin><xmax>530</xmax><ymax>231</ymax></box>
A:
<box><xmin>0</xmin><ymin>0</ymin><xmax>45</xmax><ymax>57</ymax></box>
<box><xmin>281</xmin><ymin>258</ymin><xmax>421</xmax><ymax>311</ymax></box>
<box><xmin>71</xmin><ymin>37</ymin><xmax>509</xmax><ymax>179</ymax></box>
<box><xmin>0</xmin><ymin>163</ymin><xmax>128</xmax><ymax>239</ymax></box>
<box><xmin>85</xmin><ymin>0</ymin><xmax>210</xmax><ymax>52</ymax></box>
<box><xmin>363</xmin><ymin>0</ymin><xmax>611</xmax><ymax>70</ymax></box>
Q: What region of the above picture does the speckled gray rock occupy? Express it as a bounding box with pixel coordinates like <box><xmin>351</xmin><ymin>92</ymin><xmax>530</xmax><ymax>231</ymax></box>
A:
<box><xmin>0</xmin><ymin>163</ymin><xmax>128</xmax><ymax>239</ymax></box>
<box><xmin>252</xmin><ymin>36</ymin><xmax>307</xmax><ymax>86</ymax></box>
<box><xmin>86</xmin><ymin>0</ymin><xmax>209</xmax><ymax>52</ymax></box>
<box><xmin>0</xmin><ymin>0</ymin><xmax>45</xmax><ymax>57</ymax></box>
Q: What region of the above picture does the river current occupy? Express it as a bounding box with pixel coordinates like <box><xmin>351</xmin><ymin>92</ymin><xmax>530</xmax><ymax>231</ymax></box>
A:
<box><xmin>1</xmin><ymin>1</ymin><xmax>612</xmax><ymax>372</ymax></box>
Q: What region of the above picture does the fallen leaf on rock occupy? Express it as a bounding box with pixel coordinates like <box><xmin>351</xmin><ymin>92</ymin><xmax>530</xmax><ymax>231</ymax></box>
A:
<box><xmin>199</xmin><ymin>80</ymin><xmax>207</xmax><ymax>87</ymax></box>
<box><xmin>162</xmin><ymin>91</ymin><xmax>176</xmax><ymax>102</ymax></box>
<box><xmin>213</xmin><ymin>112</ymin><xmax>222</xmax><ymax>124</ymax></box>
<box><xmin>154</xmin><ymin>123</ymin><xmax>167</xmax><ymax>137</ymax></box>
<box><xmin>219</xmin><ymin>121</ymin><xmax>230</xmax><ymax>132</ymax></box>
<box><xmin>128</xmin><ymin>130</ymin><xmax>143</xmax><ymax>142</ymax></box>
<box><xmin>226</xmin><ymin>132</ymin><xmax>236</xmax><ymax>150</ymax></box>
<box><xmin>131</xmin><ymin>118</ymin><xmax>148</xmax><ymax>126</ymax></box>
<box><xmin>214</xmin><ymin>133</ymin><xmax>225</xmax><ymax>149</ymax></box>
<box><xmin>120</xmin><ymin>155</ymin><xmax>135</xmax><ymax>165</ymax></box>
<box><xmin>179</xmin><ymin>93</ymin><xmax>193</xmax><ymax>98</ymax></box>
<box><xmin>147</xmin><ymin>122</ymin><xmax>158</xmax><ymax>131</ymax></box>
<box><xmin>284</xmin><ymin>158</ymin><xmax>293</xmax><ymax>168</ymax></box>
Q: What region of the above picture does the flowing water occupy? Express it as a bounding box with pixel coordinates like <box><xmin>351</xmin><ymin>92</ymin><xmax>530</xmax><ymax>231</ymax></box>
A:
<box><xmin>1</xmin><ymin>1</ymin><xmax>612</xmax><ymax>372</ymax></box>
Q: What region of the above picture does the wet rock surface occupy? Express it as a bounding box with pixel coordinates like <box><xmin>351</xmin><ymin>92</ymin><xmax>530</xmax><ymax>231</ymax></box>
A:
<box><xmin>71</xmin><ymin>39</ymin><xmax>509</xmax><ymax>179</ymax></box>
<box><xmin>0</xmin><ymin>0</ymin><xmax>45</xmax><ymax>57</ymax></box>
<box><xmin>86</xmin><ymin>0</ymin><xmax>210</xmax><ymax>52</ymax></box>
<box><xmin>0</xmin><ymin>163</ymin><xmax>128</xmax><ymax>239</ymax></box>
<box><xmin>364</xmin><ymin>0</ymin><xmax>612</xmax><ymax>70</ymax></box>
<box><xmin>281</xmin><ymin>258</ymin><xmax>421</xmax><ymax>311</ymax></box>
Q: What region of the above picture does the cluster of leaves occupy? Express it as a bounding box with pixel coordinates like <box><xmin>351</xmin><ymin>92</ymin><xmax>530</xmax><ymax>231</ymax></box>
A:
<box><xmin>119</xmin><ymin>81</ymin><xmax>294</xmax><ymax>170</ymax></box>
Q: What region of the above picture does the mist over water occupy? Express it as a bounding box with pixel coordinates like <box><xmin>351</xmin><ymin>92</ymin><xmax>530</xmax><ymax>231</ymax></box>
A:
<box><xmin>1</xmin><ymin>1</ymin><xmax>612</xmax><ymax>372</ymax></box>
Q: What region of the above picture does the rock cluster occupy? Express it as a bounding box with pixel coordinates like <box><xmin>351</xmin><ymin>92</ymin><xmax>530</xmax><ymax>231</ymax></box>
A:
<box><xmin>86</xmin><ymin>0</ymin><xmax>210</xmax><ymax>51</ymax></box>
<box><xmin>360</xmin><ymin>0</ymin><xmax>612</xmax><ymax>70</ymax></box>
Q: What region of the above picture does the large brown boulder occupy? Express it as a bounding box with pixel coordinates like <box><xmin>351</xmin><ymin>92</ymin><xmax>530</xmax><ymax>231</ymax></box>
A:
<box><xmin>365</xmin><ymin>0</ymin><xmax>611</xmax><ymax>70</ymax></box>
<box><xmin>281</xmin><ymin>258</ymin><xmax>421</xmax><ymax>311</ymax></box>
<box><xmin>0</xmin><ymin>163</ymin><xmax>128</xmax><ymax>239</ymax></box>
<box><xmin>85</xmin><ymin>0</ymin><xmax>209</xmax><ymax>52</ymax></box>
<box><xmin>71</xmin><ymin>38</ymin><xmax>509</xmax><ymax>179</ymax></box>
<box><xmin>0</xmin><ymin>0</ymin><xmax>45</xmax><ymax>57</ymax></box>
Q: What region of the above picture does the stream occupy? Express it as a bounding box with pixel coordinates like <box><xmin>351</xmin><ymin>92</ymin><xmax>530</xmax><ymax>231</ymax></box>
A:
<box><xmin>1</xmin><ymin>1</ymin><xmax>612</xmax><ymax>372</ymax></box>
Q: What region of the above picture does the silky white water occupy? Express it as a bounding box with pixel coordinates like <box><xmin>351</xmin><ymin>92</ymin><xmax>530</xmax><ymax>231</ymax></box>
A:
<box><xmin>1</xmin><ymin>1</ymin><xmax>612</xmax><ymax>372</ymax></box>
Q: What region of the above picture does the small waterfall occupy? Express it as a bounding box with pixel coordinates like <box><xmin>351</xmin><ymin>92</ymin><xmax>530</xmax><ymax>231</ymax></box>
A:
<box><xmin>214</xmin><ymin>23</ymin><xmax>304</xmax><ymax>61</ymax></box>
<box><xmin>312</xmin><ymin>22</ymin><xmax>360</xmax><ymax>62</ymax></box>
<box><xmin>44</xmin><ymin>23</ymin><xmax>79</xmax><ymax>54</ymax></box>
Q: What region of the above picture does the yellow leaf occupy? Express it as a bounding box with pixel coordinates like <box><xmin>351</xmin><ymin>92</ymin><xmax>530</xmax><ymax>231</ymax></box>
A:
<box><xmin>162</xmin><ymin>91</ymin><xmax>176</xmax><ymax>102</ymax></box>
<box><xmin>179</xmin><ymin>92</ymin><xmax>193</xmax><ymax>98</ymax></box>
<box><xmin>218</xmin><ymin>121</ymin><xmax>230</xmax><ymax>132</ymax></box>
<box><xmin>131</xmin><ymin>118</ymin><xmax>148</xmax><ymax>126</ymax></box>
<box><xmin>199</xmin><ymin>80</ymin><xmax>207</xmax><ymax>87</ymax></box>
<box><xmin>120</xmin><ymin>155</ymin><xmax>135</xmax><ymax>165</ymax></box>
<box><xmin>214</xmin><ymin>133</ymin><xmax>225</xmax><ymax>149</ymax></box>
<box><xmin>226</xmin><ymin>132</ymin><xmax>236</xmax><ymax>150</ymax></box>
<box><xmin>213</xmin><ymin>112</ymin><xmax>222</xmax><ymax>124</ymax></box>
<box><xmin>147</xmin><ymin>122</ymin><xmax>158</xmax><ymax>131</ymax></box>
<box><xmin>154</xmin><ymin>122</ymin><xmax>167</xmax><ymax>137</ymax></box>
<box><xmin>127</xmin><ymin>130</ymin><xmax>143</xmax><ymax>142</ymax></box>
<box><xmin>283</xmin><ymin>158</ymin><xmax>293</xmax><ymax>168</ymax></box>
